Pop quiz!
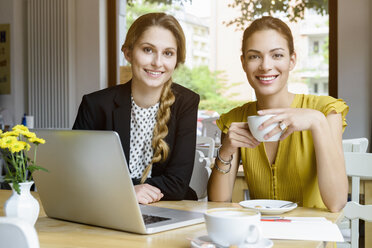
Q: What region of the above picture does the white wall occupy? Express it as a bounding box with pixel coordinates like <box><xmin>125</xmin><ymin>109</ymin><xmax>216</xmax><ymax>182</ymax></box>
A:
<box><xmin>74</xmin><ymin>0</ymin><xmax>108</xmax><ymax>126</ymax></box>
<box><xmin>212</xmin><ymin>1</ymin><xmax>253</xmax><ymax>101</ymax></box>
<box><xmin>0</xmin><ymin>0</ymin><xmax>27</xmax><ymax>127</ymax></box>
<box><xmin>338</xmin><ymin>0</ymin><xmax>371</xmax><ymax>145</ymax></box>
<box><xmin>0</xmin><ymin>0</ymin><xmax>108</xmax><ymax>128</ymax></box>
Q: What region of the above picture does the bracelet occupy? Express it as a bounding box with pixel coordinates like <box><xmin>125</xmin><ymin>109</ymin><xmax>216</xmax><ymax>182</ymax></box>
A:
<box><xmin>214</xmin><ymin>146</ymin><xmax>233</xmax><ymax>174</ymax></box>
<box><xmin>214</xmin><ymin>161</ymin><xmax>231</xmax><ymax>174</ymax></box>
<box><xmin>216</xmin><ymin>146</ymin><xmax>233</xmax><ymax>165</ymax></box>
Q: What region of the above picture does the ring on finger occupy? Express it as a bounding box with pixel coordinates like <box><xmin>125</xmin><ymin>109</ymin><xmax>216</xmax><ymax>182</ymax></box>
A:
<box><xmin>279</xmin><ymin>121</ymin><xmax>287</xmax><ymax>131</ymax></box>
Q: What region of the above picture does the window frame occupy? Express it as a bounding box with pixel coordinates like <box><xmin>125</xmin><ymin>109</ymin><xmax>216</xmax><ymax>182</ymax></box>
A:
<box><xmin>329</xmin><ymin>0</ymin><xmax>337</xmax><ymax>98</ymax></box>
<box><xmin>108</xmin><ymin>0</ymin><xmax>338</xmax><ymax>96</ymax></box>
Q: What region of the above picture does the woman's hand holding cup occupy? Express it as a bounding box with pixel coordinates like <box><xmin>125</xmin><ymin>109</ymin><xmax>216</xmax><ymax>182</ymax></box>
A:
<box><xmin>221</xmin><ymin>122</ymin><xmax>260</xmax><ymax>157</ymax></box>
<box><xmin>247</xmin><ymin>115</ymin><xmax>284</xmax><ymax>142</ymax></box>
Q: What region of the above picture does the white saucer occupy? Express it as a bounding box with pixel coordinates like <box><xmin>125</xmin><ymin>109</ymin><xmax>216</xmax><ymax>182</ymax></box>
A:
<box><xmin>239</xmin><ymin>199</ymin><xmax>297</xmax><ymax>215</ymax></box>
<box><xmin>190</xmin><ymin>235</ymin><xmax>273</xmax><ymax>248</ymax></box>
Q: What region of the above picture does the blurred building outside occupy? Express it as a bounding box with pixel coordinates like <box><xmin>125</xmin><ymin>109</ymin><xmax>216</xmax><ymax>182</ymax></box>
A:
<box><xmin>119</xmin><ymin>0</ymin><xmax>329</xmax><ymax>131</ymax></box>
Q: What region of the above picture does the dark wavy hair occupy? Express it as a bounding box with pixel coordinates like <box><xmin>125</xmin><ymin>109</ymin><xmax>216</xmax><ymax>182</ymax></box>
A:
<box><xmin>242</xmin><ymin>16</ymin><xmax>294</xmax><ymax>56</ymax></box>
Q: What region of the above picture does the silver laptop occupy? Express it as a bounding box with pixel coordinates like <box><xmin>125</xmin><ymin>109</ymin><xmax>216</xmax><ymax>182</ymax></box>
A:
<box><xmin>32</xmin><ymin>129</ymin><xmax>204</xmax><ymax>234</ymax></box>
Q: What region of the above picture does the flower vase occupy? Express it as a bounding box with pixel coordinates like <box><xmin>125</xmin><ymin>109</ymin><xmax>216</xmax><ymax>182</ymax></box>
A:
<box><xmin>4</xmin><ymin>181</ymin><xmax>40</xmax><ymax>226</ymax></box>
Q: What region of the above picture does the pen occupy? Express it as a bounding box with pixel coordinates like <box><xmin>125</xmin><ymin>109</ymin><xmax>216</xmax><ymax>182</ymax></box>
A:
<box><xmin>261</xmin><ymin>218</ymin><xmax>291</xmax><ymax>222</ymax></box>
<box><xmin>260</xmin><ymin>216</ymin><xmax>282</xmax><ymax>219</ymax></box>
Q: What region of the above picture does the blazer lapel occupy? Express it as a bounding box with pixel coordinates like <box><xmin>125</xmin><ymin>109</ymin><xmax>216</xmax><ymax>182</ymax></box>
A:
<box><xmin>113</xmin><ymin>81</ymin><xmax>132</xmax><ymax>166</ymax></box>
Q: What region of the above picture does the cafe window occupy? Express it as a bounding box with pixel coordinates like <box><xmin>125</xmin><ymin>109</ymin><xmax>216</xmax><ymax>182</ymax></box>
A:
<box><xmin>112</xmin><ymin>0</ymin><xmax>337</xmax><ymax>108</ymax></box>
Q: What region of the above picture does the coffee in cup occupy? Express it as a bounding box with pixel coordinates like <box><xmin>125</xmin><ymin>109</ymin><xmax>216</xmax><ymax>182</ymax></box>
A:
<box><xmin>204</xmin><ymin>208</ymin><xmax>262</xmax><ymax>247</ymax></box>
<box><xmin>247</xmin><ymin>115</ymin><xmax>283</xmax><ymax>142</ymax></box>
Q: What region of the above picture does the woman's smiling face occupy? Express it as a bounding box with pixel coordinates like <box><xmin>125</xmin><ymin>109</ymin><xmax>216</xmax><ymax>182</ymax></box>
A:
<box><xmin>124</xmin><ymin>26</ymin><xmax>178</xmax><ymax>90</ymax></box>
<box><xmin>241</xmin><ymin>29</ymin><xmax>296</xmax><ymax>98</ymax></box>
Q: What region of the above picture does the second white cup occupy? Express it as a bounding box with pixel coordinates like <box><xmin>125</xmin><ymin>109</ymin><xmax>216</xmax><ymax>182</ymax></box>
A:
<box><xmin>204</xmin><ymin>208</ymin><xmax>263</xmax><ymax>247</ymax></box>
<box><xmin>247</xmin><ymin>115</ymin><xmax>283</xmax><ymax>142</ymax></box>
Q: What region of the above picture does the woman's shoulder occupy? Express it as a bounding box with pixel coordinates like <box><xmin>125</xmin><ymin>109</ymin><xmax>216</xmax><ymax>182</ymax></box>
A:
<box><xmin>84</xmin><ymin>83</ymin><xmax>130</xmax><ymax>100</ymax></box>
<box><xmin>80</xmin><ymin>84</ymin><xmax>131</xmax><ymax>109</ymax></box>
<box><xmin>297</xmin><ymin>94</ymin><xmax>349</xmax><ymax>126</ymax></box>
<box><xmin>298</xmin><ymin>94</ymin><xmax>348</xmax><ymax>110</ymax></box>
<box><xmin>220</xmin><ymin>101</ymin><xmax>256</xmax><ymax>120</ymax></box>
<box><xmin>172</xmin><ymin>83</ymin><xmax>199</xmax><ymax>100</ymax></box>
<box><xmin>216</xmin><ymin>101</ymin><xmax>255</xmax><ymax>132</ymax></box>
<box><xmin>300</xmin><ymin>94</ymin><xmax>337</xmax><ymax>103</ymax></box>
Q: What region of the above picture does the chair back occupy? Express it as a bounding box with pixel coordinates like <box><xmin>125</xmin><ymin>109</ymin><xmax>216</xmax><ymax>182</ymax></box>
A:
<box><xmin>0</xmin><ymin>217</ymin><xmax>40</xmax><ymax>248</ymax></box>
<box><xmin>343</xmin><ymin>201</ymin><xmax>372</xmax><ymax>222</ymax></box>
<box><xmin>189</xmin><ymin>150</ymin><xmax>212</xmax><ymax>200</ymax></box>
<box><xmin>343</xmin><ymin>152</ymin><xmax>372</xmax><ymax>248</ymax></box>
<box><xmin>196</xmin><ymin>136</ymin><xmax>215</xmax><ymax>163</ymax></box>
<box><xmin>201</xmin><ymin>117</ymin><xmax>221</xmax><ymax>144</ymax></box>
<box><xmin>342</xmin><ymin>138</ymin><xmax>369</xmax><ymax>153</ymax></box>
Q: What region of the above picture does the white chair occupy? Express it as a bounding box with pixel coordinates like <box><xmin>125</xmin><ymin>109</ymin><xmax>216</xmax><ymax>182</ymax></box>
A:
<box><xmin>201</xmin><ymin>117</ymin><xmax>221</xmax><ymax>145</ymax></box>
<box><xmin>338</xmin><ymin>138</ymin><xmax>369</xmax><ymax>247</ymax></box>
<box><xmin>196</xmin><ymin>136</ymin><xmax>216</xmax><ymax>163</ymax></box>
<box><xmin>343</xmin><ymin>201</ymin><xmax>372</xmax><ymax>223</ymax></box>
<box><xmin>342</xmin><ymin>138</ymin><xmax>369</xmax><ymax>153</ymax></box>
<box><xmin>189</xmin><ymin>150</ymin><xmax>212</xmax><ymax>201</ymax></box>
<box><xmin>0</xmin><ymin>217</ymin><xmax>40</xmax><ymax>248</ymax></box>
<box><xmin>342</xmin><ymin>152</ymin><xmax>372</xmax><ymax>248</ymax></box>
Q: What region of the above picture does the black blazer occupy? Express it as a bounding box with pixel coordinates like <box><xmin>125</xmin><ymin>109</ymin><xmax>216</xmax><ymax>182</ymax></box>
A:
<box><xmin>73</xmin><ymin>81</ymin><xmax>200</xmax><ymax>200</ymax></box>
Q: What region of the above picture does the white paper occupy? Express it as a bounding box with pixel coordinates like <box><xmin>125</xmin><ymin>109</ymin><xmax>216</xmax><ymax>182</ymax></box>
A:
<box><xmin>261</xmin><ymin>218</ymin><xmax>344</xmax><ymax>242</ymax></box>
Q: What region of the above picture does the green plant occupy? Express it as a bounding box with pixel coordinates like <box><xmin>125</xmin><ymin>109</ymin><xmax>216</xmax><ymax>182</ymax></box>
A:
<box><xmin>173</xmin><ymin>65</ymin><xmax>245</xmax><ymax>114</ymax></box>
<box><xmin>0</xmin><ymin>125</ymin><xmax>48</xmax><ymax>194</ymax></box>
<box><xmin>126</xmin><ymin>1</ymin><xmax>173</xmax><ymax>31</ymax></box>
<box><xmin>224</xmin><ymin>0</ymin><xmax>329</xmax><ymax>30</ymax></box>
<box><xmin>126</xmin><ymin>0</ymin><xmax>191</xmax><ymax>5</ymax></box>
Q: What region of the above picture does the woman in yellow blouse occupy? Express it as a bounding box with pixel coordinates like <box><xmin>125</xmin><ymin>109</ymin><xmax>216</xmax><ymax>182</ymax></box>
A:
<box><xmin>207</xmin><ymin>16</ymin><xmax>349</xmax><ymax>212</ymax></box>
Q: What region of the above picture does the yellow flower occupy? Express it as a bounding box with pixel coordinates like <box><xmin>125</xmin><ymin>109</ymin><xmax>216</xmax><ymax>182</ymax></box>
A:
<box><xmin>12</xmin><ymin>125</ymin><xmax>29</xmax><ymax>132</ymax></box>
<box><xmin>0</xmin><ymin>136</ymin><xmax>18</xmax><ymax>149</ymax></box>
<box><xmin>0</xmin><ymin>125</ymin><xmax>47</xmax><ymax>193</ymax></box>
<box><xmin>22</xmin><ymin>141</ymin><xmax>31</xmax><ymax>151</ymax></box>
<box><xmin>28</xmin><ymin>137</ymin><xmax>46</xmax><ymax>144</ymax></box>
<box><xmin>9</xmin><ymin>141</ymin><xmax>26</xmax><ymax>153</ymax></box>
<box><xmin>19</xmin><ymin>130</ymin><xmax>36</xmax><ymax>138</ymax></box>
<box><xmin>0</xmin><ymin>130</ymin><xmax>2</xmax><ymax>134</ymax></box>
<box><xmin>1</xmin><ymin>130</ymin><xmax>20</xmax><ymax>138</ymax></box>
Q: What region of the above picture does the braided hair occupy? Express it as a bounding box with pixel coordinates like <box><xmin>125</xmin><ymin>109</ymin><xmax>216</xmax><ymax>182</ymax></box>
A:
<box><xmin>121</xmin><ymin>13</ymin><xmax>186</xmax><ymax>183</ymax></box>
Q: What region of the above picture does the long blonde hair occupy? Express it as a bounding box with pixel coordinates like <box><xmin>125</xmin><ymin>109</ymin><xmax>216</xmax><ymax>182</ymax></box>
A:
<box><xmin>122</xmin><ymin>12</ymin><xmax>185</xmax><ymax>66</ymax></box>
<box><xmin>121</xmin><ymin>13</ymin><xmax>185</xmax><ymax>183</ymax></box>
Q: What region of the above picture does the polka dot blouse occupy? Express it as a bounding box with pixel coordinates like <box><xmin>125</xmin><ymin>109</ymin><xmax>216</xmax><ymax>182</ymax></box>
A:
<box><xmin>129</xmin><ymin>96</ymin><xmax>159</xmax><ymax>179</ymax></box>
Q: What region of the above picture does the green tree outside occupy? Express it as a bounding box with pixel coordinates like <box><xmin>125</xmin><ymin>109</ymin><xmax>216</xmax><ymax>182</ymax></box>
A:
<box><xmin>126</xmin><ymin>2</ymin><xmax>173</xmax><ymax>32</ymax></box>
<box><xmin>173</xmin><ymin>65</ymin><xmax>245</xmax><ymax>114</ymax></box>
<box><xmin>224</xmin><ymin>0</ymin><xmax>329</xmax><ymax>30</ymax></box>
<box><xmin>126</xmin><ymin>1</ymin><xmax>246</xmax><ymax>114</ymax></box>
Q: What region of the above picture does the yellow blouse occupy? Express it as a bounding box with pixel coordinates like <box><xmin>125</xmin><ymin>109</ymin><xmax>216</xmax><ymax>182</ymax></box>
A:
<box><xmin>216</xmin><ymin>94</ymin><xmax>349</xmax><ymax>209</ymax></box>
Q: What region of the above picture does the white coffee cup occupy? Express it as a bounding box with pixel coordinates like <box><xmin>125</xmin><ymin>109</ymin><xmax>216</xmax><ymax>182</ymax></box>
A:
<box><xmin>247</xmin><ymin>115</ymin><xmax>283</xmax><ymax>142</ymax></box>
<box><xmin>204</xmin><ymin>208</ymin><xmax>263</xmax><ymax>247</ymax></box>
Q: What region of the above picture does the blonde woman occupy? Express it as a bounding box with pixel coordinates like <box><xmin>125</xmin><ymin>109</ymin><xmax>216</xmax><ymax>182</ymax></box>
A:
<box><xmin>208</xmin><ymin>16</ymin><xmax>348</xmax><ymax>212</ymax></box>
<box><xmin>73</xmin><ymin>13</ymin><xmax>200</xmax><ymax>204</ymax></box>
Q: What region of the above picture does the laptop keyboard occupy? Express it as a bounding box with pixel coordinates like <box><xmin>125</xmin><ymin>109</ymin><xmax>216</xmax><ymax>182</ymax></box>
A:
<box><xmin>142</xmin><ymin>214</ymin><xmax>171</xmax><ymax>225</ymax></box>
